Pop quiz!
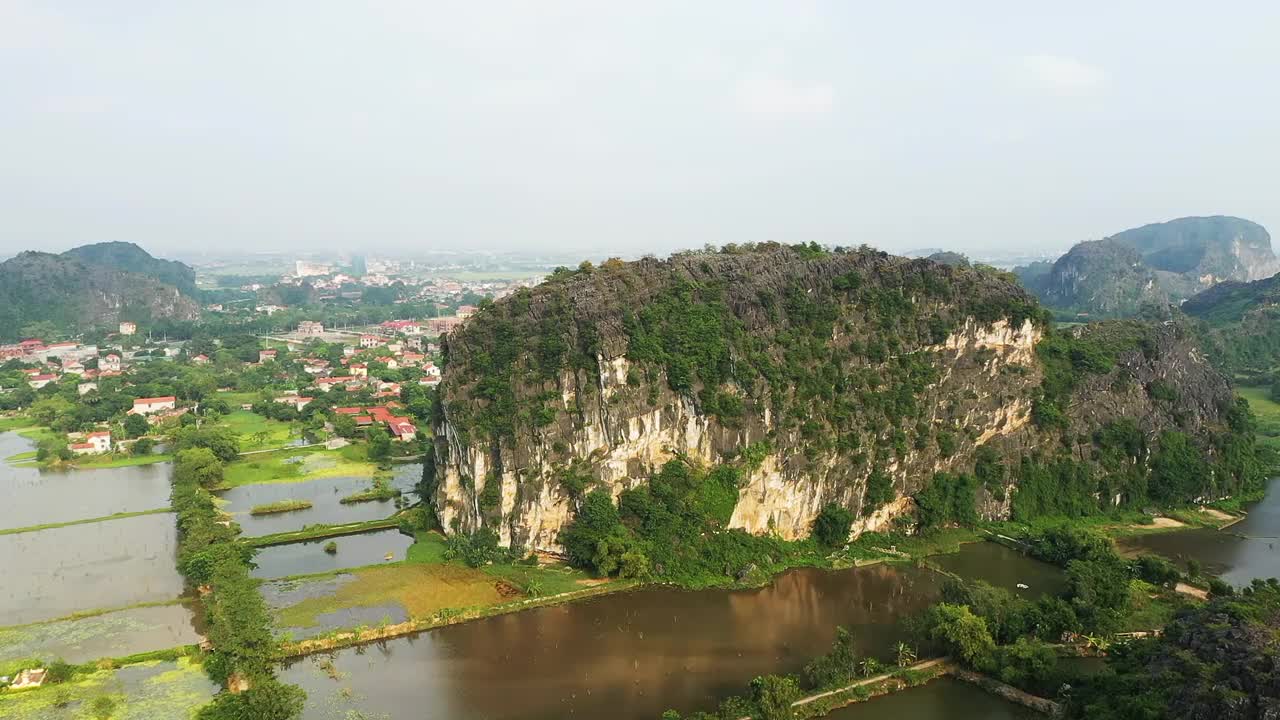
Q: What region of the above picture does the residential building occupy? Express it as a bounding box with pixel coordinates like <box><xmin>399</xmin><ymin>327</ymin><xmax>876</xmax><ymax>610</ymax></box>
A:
<box><xmin>130</xmin><ymin>396</ymin><xmax>177</xmax><ymax>415</ymax></box>
<box><xmin>297</xmin><ymin>320</ymin><xmax>325</xmax><ymax>335</ymax></box>
<box><xmin>77</xmin><ymin>382</ymin><xmax>98</xmax><ymax>396</ymax></box>
<box><xmin>100</xmin><ymin>354</ymin><xmax>122</xmax><ymax>372</ymax></box>
<box><xmin>27</xmin><ymin>374</ymin><xmax>57</xmax><ymax>389</ymax></box>
<box><xmin>456</xmin><ymin>305</ymin><xmax>478</xmax><ymax>318</ymax></box>
<box><xmin>359</xmin><ymin>334</ymin><xmax>382</xmax><ymax>348</ymax></box>
<box><xmin>274</xmin><ymin>396</ymin><xmax>313</xmax><ymax>411</ymax></box>
<box><xmin>70</xmin><ymin>430</ymin><xmax>112</xmax><ymax>455</ymax></box>
<box><xmin>259</xmin><ymin>349</ymin><xmax>278</xmax><ymax>363</ymax></box>
<box><xmin>119</xmin><ymin>321</ymin><xmax>137</xmax><ymax>335</ymax></box>
<box><xmin>192</xmin><ymin>354</ymin><xmax>210</xmax><ymax>365</ymax></box>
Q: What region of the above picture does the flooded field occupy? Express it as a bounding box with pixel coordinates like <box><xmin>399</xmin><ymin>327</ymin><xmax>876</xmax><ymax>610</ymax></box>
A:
<box><xmin>0</xmin><ymin>432</ymin><xmax>171</xmax><ymax>530</ymax></box>
<box><xmin>0</xmin><ymin>656</ymin><xmax>216</xmax><ymax>719</ymax></box>
<box><xmin>931</xmin><ymin>541</ymin><xmax>1068</xmax><ymax>598</ymax></box>
<box><xmin>1118</xmin><ymin>478</ymin><xmax>1280</xmax><ymax>586</ymax></box>
<box><xmin>280</xmin><ymin>563</ymin><xmax>944</xmax><ymax>720</ymax></box>
<box><xmin>0</xmin><ymin>512</ymin><xmax>185</xmax><ymax>626</ymax></box>
<box><xmin>251</xmin><ymin>528</ymin><xmax>415</xmax><ymax>580</ymax></box>
<box><xmin>0</xmin><ymin>602</ymin><xmax>202</xmax><ymax>665</ymax></box>
<box><xmin>262</xmin><ymin>573</ymin><xmax>409</xmax><ymax>640</ymax></box>
<box><xmin>824</xmin><ymin>678</ymin><xmax>1039</xmax><ymax>720</ymax></box>
<box><xmin>217</xmin><ymin>475</ymin><xmax>409</xmax><ymax>537</ymax></box>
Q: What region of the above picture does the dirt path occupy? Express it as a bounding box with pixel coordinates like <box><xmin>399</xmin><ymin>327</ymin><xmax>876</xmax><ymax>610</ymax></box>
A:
<box><xmin>1147</xmin><ymin>516</ymin><xmax>1186</xmax><ymax>529</ymax></box>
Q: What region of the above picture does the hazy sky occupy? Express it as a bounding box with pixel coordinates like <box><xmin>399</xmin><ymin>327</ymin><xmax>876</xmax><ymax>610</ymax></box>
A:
<box><xmin>3</xmin><ymin>2</ymin><xmax>1279</xmax><ymax>260</ymax></box>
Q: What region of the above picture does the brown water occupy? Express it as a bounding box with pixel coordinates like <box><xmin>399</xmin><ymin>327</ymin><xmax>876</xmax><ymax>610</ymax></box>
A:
<box><xmin>1117</xmin><ymin>478</ymin><xmax>1280</xmax><ymax>586</ymax></box>
<box><xmin>0</xmin><ymin>512</ymin><xmax>185</xmax><ymax>625</ymax></box>
<box><xmin>0</xmin><ymin>432</ymin><xmax>172</xmax><ymax>531</ymax></box>
<box><xmin>0</xmin><ymin>602</ymin><xmax>202</xmax><ymax>664</ymax></box>
<box><xmin>216</xmin><ymin>474</ymin><xmax>414</xmax><ymax>537</ymax></box>
<box><xmin>823</xmin><ymin>678</ymin><xmax>1039</xmax><ymax>720</ymax></box>
<box><xmin>251</xmin><ymin>528</ymin><xmax>415</xmax><ymax>579</ymax></box>
<box><xmin>931</xmin><ymin>541</ymin><xmax>1068</xmax><ymax>598</ymax></box>
<box><xmin>280</xmin><ymin>563</ymin><xmax>943</xmax><ymax>720</ymax></box>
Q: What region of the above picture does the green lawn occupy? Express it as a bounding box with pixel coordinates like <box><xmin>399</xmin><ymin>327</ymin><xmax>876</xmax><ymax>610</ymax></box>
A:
<box><xmin>0</xmin><ymin>415</ymin><xmax>32</xmax><ymax>432</ymax></box>
<box><xmin>214</xmin><ymin>409</ymin><xmax>299</xmax><ymax>451</ymax></box>
<box><xmin>72</xmin><ymin>453</ymin><xmax>173</xmax><ymax>469</ymax></box>
<box><xmin>1239</xmin><ymin>386</ymin><xmax>1280</xmax><ymax>451</ymax></box>
<box><xmin>222</xmin><ymin>446</ymin><xmax>378</xmax><ymax>487</ymax></box>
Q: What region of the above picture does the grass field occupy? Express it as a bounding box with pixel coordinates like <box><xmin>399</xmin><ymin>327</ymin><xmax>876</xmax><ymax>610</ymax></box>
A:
<box><xmin>0</xmin><ymin>416</ymin><xmax>32</xmax><ymax>432</ymax></box>
<box><xmin>270</xmin><ymin>531</ymin><xmax>598</xmax><ymax>631</ymax></box>
<box><xmin>215</xmin><ymin>409</ymin><xmax>299</xmax><ymax>451</ymax></box>
<box><xmin>73</xmin><ymin>453</ymin><xmax>173</xmax><ymax>469</ymax></box>
<box><xmin>222</xmin><ymin>446</ymin><xmax>377</xmax><ymax>487</ymax></box>
<box><xmin>1238</xmin><ymin>386</ymin><xmax>1280</xmax><ymax>452</ymax></box>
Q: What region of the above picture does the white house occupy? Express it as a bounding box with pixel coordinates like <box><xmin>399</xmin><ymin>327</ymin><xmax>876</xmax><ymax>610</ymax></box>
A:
<box><xmin>297</xmin><ymin>320</ymin><xmax>325</xmax><ymax>335</ymax></box>
<box><xmin>77</xmin><ymin>382</ymin><xmax>98</xmax><ymax>396</ymax></box>
<box><xmin>100</xmin><ymin>354</ymin><xmax>122</xmax><ymax>372</ymax></box>
<box><xmin>27</xmin><ymin>374</ymin><xmax>57</xmax><ymax>389</ymax></box>
<box><xmin>119</xmin><ymin>321</ymin><xmax>137</xmax><ymax>335</ymax></box>
<box><xmin>70</xmin><ymin>430</ymin><xmax>112</xmax><ymax>455</ymax></box>
<box><xmin>359</xmin><ymin>334</ymin><xmax>382</xmax><ymax>348</ymax></box>
<box><xmin>130</xmin><ymin>396</ymin><xmax>177</xmax><ymax>415</ymax></box>
<box><xmin>274</xmin><ymin>396</ymin><xmax>313</xmax><ymax>411</ymax></box>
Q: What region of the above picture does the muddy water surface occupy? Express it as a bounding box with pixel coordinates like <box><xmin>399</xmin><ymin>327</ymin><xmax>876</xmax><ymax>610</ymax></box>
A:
<box><xmin>251</xmin><ymin>528</ymin><xmax>414</xmax><ymax>579</ymax></box>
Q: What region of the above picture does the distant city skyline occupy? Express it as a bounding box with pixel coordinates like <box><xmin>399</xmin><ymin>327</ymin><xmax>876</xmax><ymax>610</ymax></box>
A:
<box><xmin>3</xmin><ymin>2</ymin><xmax>1278</xmax><ymax>258</ymax></box>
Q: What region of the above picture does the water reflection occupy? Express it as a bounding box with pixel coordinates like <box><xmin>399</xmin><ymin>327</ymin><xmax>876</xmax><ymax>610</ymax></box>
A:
<box><xmin>931</xmin><ymin>542</ymin><xmax>1068</xmax><ymax>598</ymax></box>
<box><xmin>1118</xmin><ymin>478</ymin><xmax>1280</xmax><ymax>585</ymax></box>
<box><xmin>217</xmin><ymin>474</ymin><xmax>414</xmax><ymax>537</ymax></box>
<box><xmin>281</xmin><ymin>564</ymin><xmax>943</xmax><ymax>720</ymax></box>
<box><xmin>824</xmin><ymin>678</ymin><xmax>1039</xmax><ymax>720</ymax></box>
<box><xmin>0</xmin><ymin>513</ymin><xmax>185</xmax><ymax>625</ymax></box>
<box><xmin>0</xmin><ymin>432</ymin><xmax>172</xmax><ymax>530</ymax></box>
<box><xmin>251</xmin><ymin>529</ymin><xmax>415</xmax><ymax>579</ymax></box>
<box><xmin>0</xmin><ymin>602</ymin><xmax>202</xmax><ymax>664</ymax></box>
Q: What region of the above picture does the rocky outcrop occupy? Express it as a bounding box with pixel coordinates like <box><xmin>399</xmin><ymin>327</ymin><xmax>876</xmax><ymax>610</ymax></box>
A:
<box><xmin>0</xmin><ymin>245</ymin><xmax>199</xmax><ymax>340</ymax></box>
<box><xmin>432</xmin><ymin>246</ymin><xmax>1241</xmax><ymax>552</ymax></box>
<box><xmin>1017</xmin><ymin>216</ymin><xmax>1278</xmax><ymax>317</ymax></box>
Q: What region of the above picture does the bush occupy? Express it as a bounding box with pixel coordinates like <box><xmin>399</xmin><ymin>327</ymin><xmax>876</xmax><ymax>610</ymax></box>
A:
<box><xmin>811</xmin><ymin>504</ymin><xmax>854</xmax><ymax>547</ymax></box>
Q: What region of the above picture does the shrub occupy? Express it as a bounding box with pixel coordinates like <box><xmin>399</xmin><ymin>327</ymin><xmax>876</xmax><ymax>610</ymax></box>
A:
<box><xmin>811</xmin><ymin>504</ymin><xmax>854</xmax><ymax>547</ymax></box>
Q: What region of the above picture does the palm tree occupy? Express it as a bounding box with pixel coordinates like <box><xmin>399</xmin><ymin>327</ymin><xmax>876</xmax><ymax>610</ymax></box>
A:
<box><xmin>858</xmin><ymin>658</ymin><xmax>884</xmax><ymax>677</ymax></box>
<box><xmin>895</xmin><ymin>642</ymin><xmax>917</xmax><ymax>668</ymax></box>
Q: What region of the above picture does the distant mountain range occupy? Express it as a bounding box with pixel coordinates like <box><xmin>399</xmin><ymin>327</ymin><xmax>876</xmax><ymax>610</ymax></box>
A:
<box><xmin>0</xmin><ymin>242</ymin><xmax>200</xmax><ymax>341</ymax></box>
<box><xmin>1013</xmin><ymin>216</ymin><xmax>1279</xmax><ymax>317</ymax></box>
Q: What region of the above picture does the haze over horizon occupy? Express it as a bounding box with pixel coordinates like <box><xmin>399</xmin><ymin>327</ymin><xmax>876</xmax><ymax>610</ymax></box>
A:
<box><xmin>3</xmin><ymin>1</ymin><xmax>1278</xmax><ymax>259</ymax></box>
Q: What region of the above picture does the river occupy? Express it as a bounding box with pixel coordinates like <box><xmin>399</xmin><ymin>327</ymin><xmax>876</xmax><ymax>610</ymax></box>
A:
<box><xmin>279</xmin><ymin>542</ymin><xmax>1059</xmax><ymax>720</ymax></box>
<box><xmin>823</xmin><ymin>678</ymin><xmax>1040</xmax><ymax>720</ymax></box>
<box><xmin>1117</xmin><ymin>478</ymin><xmax>1280</xmax><ymax>585</ymax></box>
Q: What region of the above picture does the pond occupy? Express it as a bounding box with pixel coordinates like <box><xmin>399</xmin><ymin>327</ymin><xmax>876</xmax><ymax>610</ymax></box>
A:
<box><xmin>823</xmin><ymin>678</ymin><xmax>1040</xmax><ymax>720</ymax></box>
<box><xmin>0</xmin><ymin>432</ymin><xmax>172</xmax><ymax>531</ymax></box>
<box><xmin>0</xmin><ymin>602</ymin><xmax>203</xmax><ymax>665</ymax></box>
<box><xmin>1117</xmin><ymin>478</ymin><xmax>1280</xmax><ymax>586</ymax></box>
<box><xmin>931</xmin><ymin>541</ymin><xmax>1068</xmax><ymax>599</ymax></box>
<box><xmin>0</xmin><ymin>657</ymin><xmax>217</xmax><ymax>719</ymax></box>
<box><xmin>0</xmin><ymin>512</ymin><xmax>185</xmax><ymax>626</ymax></box>
<box><xmin>216</xmin><ymin>475</ymin><xmax>413</xmax><ymax>537</ymax></box>
<box><xmin>280</xmin><ymin>563</ymin><xmax>944</xmax><ymax>720</ymax></box>
<box><xmin>250</xmin><ymin>528</ymin><xmax>415</xmax><ymax>580</ymax></box>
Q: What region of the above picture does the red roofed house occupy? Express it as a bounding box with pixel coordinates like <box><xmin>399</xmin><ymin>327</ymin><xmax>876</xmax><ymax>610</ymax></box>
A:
<box><xmin>387</xmin><ymin>417</ymin><xmax>417</xmax><ymax>442</ymax></box>
<box><xmin>354</xmin><ymin>415</ymin><xmax>374</xmax><ymax>427</ymax></box>
<box><xmin>349</xmin><ymin>363</ymin><xmax>367</xmax><ymax>378</ymax></box>
<box><xmin>192</xmin><ymin>354</ymin><xmax>210</xmax><ymax>365</ymax></box>
<box><xmin>317</xmin><ymin>376</ymin><xmax>357</xmax><ymax>391</ymax></box>
<box><xmin>259</xmin><ymin>349</ymin><xmax>278</xmax><ymax>363</ymax></box>
<box><xmin>70</xmin><ymin>430</ymin><xmax>112</xmax><ymax>455</ymax></box>
<box><xmin>130</xmin><ymin>396</ymin><xmax>177</xmax><ymax>415</ymax></box>
<box><xmin>456</xmin><ymin>305</ymin><xmax>478</xmax><ymax>318</ymax></box>
<box><xmin>27</xmin><ymin>374</ymin><xmax>57</xmax><ymax>389</ymax></box>
<box><xmin>334</xmin><ymin>407</ymin><xmax>364</xmax><ymax>415</ymax></box>
<box><xmin>359</xmin><ymin>334</ymin><xmax>382</xmax><ymax>348</ymax></box>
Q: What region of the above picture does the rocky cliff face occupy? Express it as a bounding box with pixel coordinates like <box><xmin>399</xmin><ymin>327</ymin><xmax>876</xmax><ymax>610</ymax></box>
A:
<box><xmin>432</xmin><ymin>246</ymin><xmax>1242</xmax><ymax>552</ymax></box>
<box><xmin>0</xmin><ymin>249</ymin><xmax>200</xmax><ymax>340</ymax></box>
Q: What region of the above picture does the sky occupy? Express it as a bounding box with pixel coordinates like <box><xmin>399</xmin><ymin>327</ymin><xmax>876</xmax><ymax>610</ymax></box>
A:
<box><xmin>3</xmin><ymin>1</ymin><xmax>1279</xmax><ymax>260</ymax></box>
